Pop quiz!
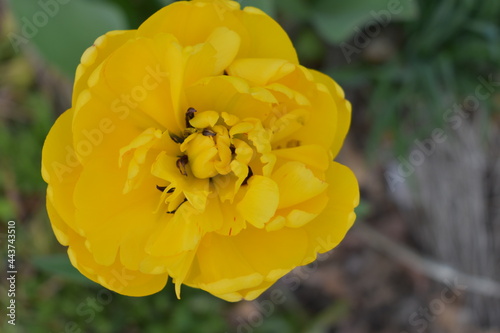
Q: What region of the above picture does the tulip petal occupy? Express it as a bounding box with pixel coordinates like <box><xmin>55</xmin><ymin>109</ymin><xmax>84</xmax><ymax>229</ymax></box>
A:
<box><xmin>74</xmin><ymin>30</ymin><xmax>136</xmax><ymax>106</ymax></box>
<box><xmin>138</xmin><ymin>1</ymin><xmax>246</xmax><ymax>49</ymax></box>
<box><xmin>228</xmin><ymin>58</ymin><xmax>296</xmax><ymax>86</ymax></box>
<box><xmin>273</xmin><ymin>144</ymin><xmax>330</xmax><ymax>172</ymax></box>
<box><xmin>41</xmin><ymin>109</ymin><xmax>82</xmax><ymax>234</ymax></box>
<box><xmin>151</xmin><ymin>152</ymin><xmax>210</xmax><ymax>212</ymax></box>
<box><xmin>273</xmin><ymin>67</ymin><xmax>338</xmax><ymax>151</ymax></box>
<box><xmin>236</xmin><ymin>6</ymin><xmax>298</xmax><ymax>63</ymax></box>
<box><xmin>206</xmin><ymin>27</ymin><xmax>241</xmax><ymax>73</ymax></box>
<box><xmin>310</xmin><ymin>70</ymin><xmax>352</xmax><ymax>157</ymax></box>
<box><xmin>67</xmin><ymin>234</ymin><xmax>168</xmax><ymax>296</ymax></box>
<box><xmin>236</xmin><ymin>176</ymin><xmax>279</xmax><ymax>228</ymax></box>
<box><xmin>303</xmin><ymin>162</ymin><xmax>359</xmax><ymax>254</ymax></box>
<box><xmin>184</xmin><ymin>225</ymin><xmax>308</xmax><ymax>300</ymax></box>
<box><xmin>146</xmin><ymin>205</ymin><xmax>203</xmax><ymax>257</ymax></box>
<box><xmin>100</xmin><ymin>35</ymin><xmax>190</xmax><ymax>133</ymax></box>
<box><xmin>186</xmin><ymin>76</ymin><xmax>274</xmax><ymax>121</ymax></box>
<box><xmin>271</xmin><ymin>161</ymin><xmax>328</xmax><ymax>209</ymax></box>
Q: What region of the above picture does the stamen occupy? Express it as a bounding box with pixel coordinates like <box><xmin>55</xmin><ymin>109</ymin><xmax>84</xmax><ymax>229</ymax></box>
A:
<box><xmin>156</xmin><ymin>185</ymin><xmax>175</xmax><ymax>193</ymax></box>
<box><xmin>166</xmin><ymin>198</ymin><xmax>188</xmax><ymax>214</ymax></box>
<box><xmin>169</xmin><ymin>133</ymin><xmax>184</xmax><ymax>144</ymax></box>
<box><xmin>185</xmin><ymin>107</ymin><xmax>197</xmax><ymax>128</ymax></box>
<box><xmin>242</xmin><ymin>166</ymin><xmax>253</xmax><ymax>185</ymax></box>
<box><xmin>202</xmin><ymin>129</ymin><xmax>216</xmax><ymax>137</ymax></box>
<box><xmin>176</xmin><ymin>155</ymin><xmax>189</xmax><ymax>176</ymax></box>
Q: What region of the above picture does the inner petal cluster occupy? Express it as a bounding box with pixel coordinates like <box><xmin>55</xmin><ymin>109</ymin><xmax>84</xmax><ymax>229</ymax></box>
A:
<box><xmin>119</xmin><ymin>106</ymin><xmax>281</xmax><ymax>221</ymax></box>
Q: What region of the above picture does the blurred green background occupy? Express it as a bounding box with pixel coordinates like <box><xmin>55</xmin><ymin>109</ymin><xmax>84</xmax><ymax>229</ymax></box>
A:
<box><xmin>1</xmin><ymin>0</ymin><xmax>500</xmax><ymax>332</ymax></box>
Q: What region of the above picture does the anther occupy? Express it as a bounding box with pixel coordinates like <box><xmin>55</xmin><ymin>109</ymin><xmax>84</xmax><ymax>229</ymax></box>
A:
<box><xmin>169</xmin><ymin>133</ymin><xmax>184</xmax><ymax>144</ymax></box>
<box><xmin>167</xmin><ymin>198</ymin><xmax>188</xmax><ymax>214</ymax></box>
<box><xmin>156</xmin><ymin>185</ymin><xmax>166</xmax><ymax>192</ymax></box>
<box><xmin>185</xmin><ymin>107</ymin><xmax>197</xmax><ymax>128</ymax></box>
<box><xmin>156</xmin><ymin>185</ymin><xmax>175</xmax><ymax>193</ymax></box>
<box><xmin>202</xmin><ymin>129</ymin><xmax>216</xmax><ymax>137</ymax></box>
<box><xmin>176</xmin><ymin>155</ymin><xmax>189</xmax><ymax>176</ymax></box>
<box><xmin>242</xmin><ymin>166</ymin><xmax>253</xmax><ymax>185</ymax></box>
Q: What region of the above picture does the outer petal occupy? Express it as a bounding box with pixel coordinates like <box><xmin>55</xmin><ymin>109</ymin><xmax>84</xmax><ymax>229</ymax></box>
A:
<box><xmin>73</xmin><ymin>136</ymin><xmax>163</xmax><ymax>267</ymax></box>
<box><xmin>138</xmin><ymin>1</ymin><xmax>246</xmax><ymax>49</ymax></box>
<box><xmin>67</xmin><ymin>232</ymin><xmax>168</xmax><ymax>296</ymax></box>
<box><xmin>41</xmin><ymin>109</ymin><xmax>82</xmax><ymax>235</ymax></box>
<box><xmin>310</xmin><ymin>70</ymin><xmax>352</xmax><ymax>158</ymax></box>
<box><xmin>184</xmin><ymin>161</ymin><xmax>358</xmax><ymax>301</ymax></box>
<box><xmin>235</xmin><ymin>6</ymin><xmax>298</xmax><ymax>63</ymax></box>
<box><xmin>184</xmin><ymin>226</ymin><xmax>309</xmax><ymax>301</ymax></box>
<box><xmin>271</xmin><ymin>161</ymin><xmax>328</xmax><ymax>209</ymax></box>
<box><xmin>98</xmin><ymin>35</ymin><xmax>183</xmax><ymax>132</ymax></box>
<box><xmin>73</xmin><ymin>30</ymin><xmax>136</xmax><ymax>106</ymax></box>
<box><xmin>138</xmin><ymin>1</ymin><xmax>297</xmax><ymax>63</ymax></box>
<box><xmin>227</xmin><ymin>58</ymin><xmax>296</xmax><ymax>86</ymax></box>
<box><xmin>303</xmin><ymin>162</ymin><xmax>359</xmax><ymax>254</ymax></box>
<box><xmin>274</xmin><ymin>67</ymin><xmax>338</xmax><ymax>151</ymax></box>
<box><xmin>45</xmin><ymin>191</ymin><xmax>168</xmax><ymax>296</ymax></box>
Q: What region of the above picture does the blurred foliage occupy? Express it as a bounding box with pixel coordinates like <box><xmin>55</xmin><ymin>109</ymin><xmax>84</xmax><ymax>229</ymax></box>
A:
<box><xmin>7</xmin><ymin>0</ymin><xmax>128</xmax><ymax>78</ymax></box>
<box><xmin>2</xmin><ymin>0</ymin><xmax>500</xmax><ymax>332</ymax></box>
<box><xmin>329</xmin><ymin>0</ymin><xmax>500</xmax><ymax>155</ymax></box>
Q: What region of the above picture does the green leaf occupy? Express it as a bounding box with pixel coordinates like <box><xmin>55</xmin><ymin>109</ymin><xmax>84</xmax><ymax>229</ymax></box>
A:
<box><xmin>311</xmin><ymin>0</ymin><xmax>419</xmax><ymax>43</ymax></box>
<box><xmin>7</xmin><ymin>0</ymin><xmax>128</xmax><ymax>78</ymax></box>
<box><xmin>354</xmin><ymin>199</ymin><xmax>371</xmax><ymax>219</ymax></box>
<box><xmin>239</xmin><ymin>0</ymin><xmax>277</xmax><ymax>18</ymax></box>
<box><xmin>0</xmin><ymin>199</ymin><xmax>15</xmax><ymax>221</ymax></box>
<box><xmin>275</xmin><ymin>0</ymin><xmax>311</xmax><ymax>22</ymax></box>
<box><xmin>295</xmin><ymin>28</ymin><xmax>325</xmax><ymax>64</ymax></box>
<box><xmin>156</xmin><ymin>0</ymin><xmax>176</xmax><ymax>7</ymax></box>
<box><xmin>33</xmin><ymin>254</ymin><xmax>95</xmax><ymax>285</ymax></box>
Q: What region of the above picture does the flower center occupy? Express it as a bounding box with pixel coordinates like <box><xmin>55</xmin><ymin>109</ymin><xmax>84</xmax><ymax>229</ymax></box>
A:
<box><xmin>176</xmin><ymin>108</ymin><xmax>259</xmax><ymax>180</ymax></box>
<box><xmin>118</xmin><ymin>106</ymin><xmax>278</xmax><ymax>216</ymax></box>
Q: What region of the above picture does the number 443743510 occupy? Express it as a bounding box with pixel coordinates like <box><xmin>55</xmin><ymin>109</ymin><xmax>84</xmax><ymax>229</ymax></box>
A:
<box><xmin>7</xmin><ymin>220</ymin><xmax>16</xmax><ymax>270</ymax></box>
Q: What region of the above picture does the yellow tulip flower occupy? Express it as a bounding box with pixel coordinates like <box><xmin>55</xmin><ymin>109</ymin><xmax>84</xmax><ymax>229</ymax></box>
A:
<box><xmin>41</xmin><ymin>0</ymin><xmax>359</xmax><ymax>301</ymax></box>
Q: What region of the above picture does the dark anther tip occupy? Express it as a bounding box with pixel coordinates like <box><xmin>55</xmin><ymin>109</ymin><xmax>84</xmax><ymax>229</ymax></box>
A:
<box><xmin>202</xmin><ymin>129</ymin><xmax>217</xmax><ymax>137</ymax></box>
<box><xmin>242</xmin><ymin>166</ymin><xmax>253</xmax><ymax>185</ymax></box>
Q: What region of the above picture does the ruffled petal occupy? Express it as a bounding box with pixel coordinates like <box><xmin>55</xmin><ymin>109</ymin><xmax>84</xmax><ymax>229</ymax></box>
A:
<box><xmin>273</xmin><ymin>67</ymin><xmax>338</xmax><ymax>151</ymax></box>
<box><xmin>227</xmin><ymin>58</ymin><xmax>296</xmax><ymax>86</ymax></box>
<box><xmin>184</xmin><ymin>226</ymin><xmax>308</xmax><ymax>300</ymax></box>
<box><xmin>236</xmin><ymin>176</ymin><xmax>279</xmax><ymax>228</ymax></box>
<box><xmin>235</xmin><ymin>6</ymin><xmax>298</xmax><ymax>63</ymax></box>
<box><xmin>67</xmin><ymin>232</ymin><xmax>168</xmax><ymax>296</ymax></box>
<box><xmin>73</xmin><ymin>30</ymin><xmax>137</xmax><ymax>106</ymax></box>
<box><xmin>138</xmin><ymin>1</ymin><xmax>245</xmax><ymax>49</ymax></box>
<box><xmin>271</xmin><ymin>161</ymin><xmax>328</xmax><ymax>209</ymax></box>
<box><xmin>186</xmin><ymin>76</ymin><xmax>274</xmax><ymax>121</ymax></box>
<box><xmin>303</xmin><ymin>162</ymin><xmax>359</xmax><ymax>254</ymax></box>
<box><xmin>310</xmin><ymin>70</ymin><xmax>352</xmax><ymax>157</ymax></box>
<box><xmin>41</xmin><ymin>109</ymin><xmax>82</xmax><ymax>234</ymax></box>
<box><xmin>99</xmin><ymin>35</ymin><xmax>183</xmax><ymax>132</ymax></box>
